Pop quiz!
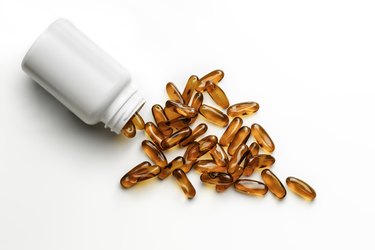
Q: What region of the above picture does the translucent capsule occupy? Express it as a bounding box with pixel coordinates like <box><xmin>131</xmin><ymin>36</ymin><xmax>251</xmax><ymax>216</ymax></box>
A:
<box><xmin>193</xmin><ymin>160</ymin><xmax>227</xmax><ymax>174</ymax></box>
<box><xmin>166</xmin><ymin>82</ymin><xmax>185</xmax><ymax>104</ymax></box>
<box><xmin>200</xmin><ymin>172</ymin><xmax>233</xmax><ymax>185</ymax></box>
<box><xmin>120</xmin><ymin>161</ymin><xmax>161</xmax><ymax>188</ymax></box>
<box><xmin>227</xmin><ymin>144</ymin><xmax>249</xmax><ymax>174</ymax></box>
<box><xmin>189</xmin><ymin>92</ymin><xmax>203</xmax><ymax>124</ymax></box>
<box><xmin>216</xmin><ymin>165</ymin><xmax>244</xmax><ymax>192</ymax></box>
<box><xmin>158</xmin><ymin>156</ymin><xmax>185</xmax><ymax>180</ymax></box>
<box><xmin>152</xmin><ymin>104</ymin><xmax>173</xmax><ymax>136</ymax></box>
<box><xmin>182</xmin><ymin>75</ymin><xmax>199</xmax><ymax>104</ymax></box>
<box><xmin>198</xmin><ymin>135</ymin><xmax>218</xmax><ymax>153</ymax></box>
<box><xmin>165</xmin><ymin>100</ymin><xmax>197</xmax><ymax>118</ymax></box>
<box><xmin>251</xmin><ymin>123</ymin><xmax>275</xmax><ymax>153</ymax></box>
<box><xmin>246</xmin><ymin>154</ymin><xmax>275</xmax><ymax>170</ymax></box>
<box><xmin>227</xmin><ymin>126</ymin><xmax>251</xmax><ymax>156</ymax></box>
<box><xmin>164</xmin><ymin>101</ymin><xmax>182</xmax><ymax>120</ymax></box>
<box><xmin>243</xmin><ymin>142</ymin><xmax>260</xmax><ymax>175</ymax></box>
<box><xmin>219</xmin><ymin>117</ymin><xmax>243</xmax><ymax>146</ymax></box>
<box><xmin>173</xmin><ymin>169</ymin><xmax>196</xmax><ymax>199</ymax></box>
<box><xmin>261</xmin><ymin>169</ymin><xmax>286</xmax><ymax>199</ymax></box>
<box><xmin>131</xmin><ymin>112</ymin><xmax>145</xmax><ymax>130</ymax></box>
<box><xmin>248</xmin><ymin>142</ymin><xmax>260</xmax><ymax>156</ymax></box>
<box><xmin>209</xmin><ymin>144</ymin><xmax>228</xmax><ymax>167</ymax></box>
<box><xmin>234</xmin><ymin>179</ymin><xmax>268</xmax><ymax>196</ymax></box>
<box><xmin>183</xmin><ymin>142</ymin><xmax>200</xmax><ymax>162</ymax></box>
<box><xmin>161</xmin><ymin>127</ymin><xmax>192</xmax><ymax>150</ymax></box>
<box><xmin>199</xmin><ymin>104</ymin><xmax>229</xmax><ymax>127</ymax></box>
<box><xmin>179</xmin><ymin>123</ymin><xmax>208</xmax><ymax>147</ymax></box>
<box><xmin>122</xmin><ymin>120</ymin><xmax>136</xmax><ymax>138</ymax></box>
<box><xmin>286</xmin><ymin>177</ymin><xmax>316</xmax><ymax>201</ymax></box>
<box><xmin>142</xmin><ymin>140</ymin><xmax>168</xmax><ymax>168</ymax></box>
<box><xmin>227</xmin><ymin>102</ymin><xmax>259</xmax><ymax>117</ymax></box>
<box><xmin>144</xmin><ymin>122</ymin><xmax>165</xmax><ymax>149</ymax></box>
<box><xmin>196</xmin><ymin>69</ymin><xmax>224</xmax><ymax>92</ymax></box>
<box><xmin>157</xmin><ymin>117</ymin><xmax>191</xmax><ymax>132</ymax></box>
<box><xmin>206</xmin><ymin>81</ymin><xmax>229</xmax><ymax>109</ymax></box>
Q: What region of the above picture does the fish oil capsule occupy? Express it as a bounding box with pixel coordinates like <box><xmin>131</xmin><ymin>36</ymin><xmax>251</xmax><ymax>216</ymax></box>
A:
<box><xmin>158</xmin><ymin>156</ymin><xmax>185</xmax><ymax>180</ymax></box>
<box><xmin>243</xmin><ymin>142</ymin><xmax>260</xmax><ymax>174</ymax></box>
<box><xmin>234</xmin><ymin>179</ymin><xmax>268</xmax><ymax>196</ymax></box>
<box><xmin>142</xmin><ymin>140</ymin><xmax>168</xmax><ymax>168</ymax></box>
<box><xmin>200</xmin><ymin>172</ymin><xmax>233</xmax><ymax>185</ymax></box>
<box><xmin>182</xmin><ymin>75</ymin><xmax>199</xmax><ymax>104</ymax></box>
<box><xmin>173</xmin><ymin>169</ymin><xmax>196</xmax><ymax>199</ymax></box>
<box><xmin>122</xmin><ymin>120</ymin><xmax>136</xmax><ymax>138</ymax></box>
<box><xmin>216</xmin><ymin>165</ymin><xmax>244</xmax><ymax>192</ymax></box>
<box><xmin>227</xmin><ymin>102</ymin><xmax>259</xmax><ymax>117</ymax></box>
<box><xmin>164</xmin><ymin>101</ymin><xmax>182</xmax><ymax>120</ymax></box>
<box><xmin>199</xmin><ymin>104</ymin><xmax>229</xmax><ymax>127</ymax></box>
<box><xmin>165</xmin><ymin>100</ymin><xmax>197</xmax><ymax>118</ymax></box>
<box><xmin>161</xmin><ymin>127</ymin><xmax>192</xmax><ymax>150</ymax></box>
<box><xmin>286</xmin><ymin>177</ymin><xmax>316</xmax><ymax>201</ymax></box>
<box><xmin>194</xmin><ymin>160</ymin><xmax>227</xmax><ymax>173</ymax></box>
<box><xmin>261</xmin><ymin>169</ymin><xmax>286</xmax><ymax>199</ymax></box>
<box><xmin>157</xmin><ymin>117</ymin><xmax>191</xmax><ymax>132</ymax></box>
<box><xmin>179</xmin><ymin>123</ymin><xmax>208</xmax><ymax>147</ymax></box>
<box><xmin>189</xmin><ymin>92</ymin><xmax>203</xmax><ymax>124</ymax></box>
<box><xmin>206</xmin><ymin>81</ymin><xmax>229</xmax><ymax>109</ymax></box>
<box><xmin>209</xmin><ymin>144</ymin><xmax>228</xmax><ymax>167</ymax></box>
<box><xmin>120</xmin><ymin>161</ymin><xmax>161</xmax><ymax>188</ymax></box>
<box><xmin>144</xmin><ymin>122</ymin><xmax>165</xmax><ymax>149</ymax></box>
<box><xmin>152</xmin><ymin>104</ymin><xmax>173</xmax><ymax>136</ymax></box>
<box><xmin>166</xmin><ymin>82</ymin><xmax>185</xmax><ymax>104</ymax></box>
<box><xmin>198</xmin><ymin>135</ymin><xmax>218</xmax><ymax>153</ymax></box>
<box><xmin>227</xmin><ymin>126</ymin><xmax>251</xmax><ymax>156</ymax></box>
<box><xmin>248</xmin><ymin>142</ymin><xmax>260</xmax><ymax>156</ymax></box>
<box><xmin>246</xmin><ymin>154</ymin><xmax>275</xmax><ymax>170</ymax></box>
<box><xmin>183</xmin><ymin>142</ymin><xmax>200</xmax><ymax>162</ymax></box>
<box><xmin>196</xmin><ymin>69</ymin><xmax>224</xmax><ymax>92</ymax></box>
<box><xmin>131</xmin><ymin>112</ymin><xmax>145</xmax><ymax>130</ymax></box>
<box><xmin>227</xmin><ymin>144</ymin><xmax>249</xmax><ymax>174</ymax></box>
<box><xmin>219</xmin><ymin>117</ymin><xmax>243</xmax><ymax>146</ymax></box>
<box><xmin>251</xmin><ymin>123</ymin><xmax>275</xmax><ymax>153</ymax></box>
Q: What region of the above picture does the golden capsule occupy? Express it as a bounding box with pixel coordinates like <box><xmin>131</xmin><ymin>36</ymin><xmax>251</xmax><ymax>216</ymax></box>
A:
<box><xmin>200</xmin><ymin>172</ymin><xmax>233</xmax><ymax>185</ymax></box>
<box><xmin>227</xmin><ymin>126</ymin><xmax>251</xmax><ymax>156</ymax></box>
<box><xmin>219</xmin><ymin>117</ymin><xmax>243</xmax><ymax>146</ymax></box>
<box><xmin>196</xmin><ymin>69</ymin><xmax>224</xmax><ymax>92</ymax></box>
<box><xmin>166</xmin><ymin>82</ymin><xmax>185</xmax><ymax>104</ymax></box>
<box><xmin>165</xmin><ymin>100</ymin><xmax>197</xmax><ymax>118</ymax></box>
<box><xmin>164</xmin><ymin>101</ymin><xmax>182</xmax><ymax>120</ymax></box>
<box><xmin>234</xmin><ymin>179</ymin><xmax>268</xmax><ymax>196</ymax></box>
<box><xmin>189</xmin><ymin>92</ymin><xmax>203</xmax><ymax>124</ymax></box>
<box><xmin>193</xmin><ymin>160</ymin><xmax>227</xmax><ymax>174</ymax></box>
<box><xmin>152</xmin><ymin>104</ymin><xmax>173</xmax><ymax>136</ymax></box>
<box><xmin>122</xmin><ymin>120</ymin><xmax>136</xmax><ymax>138</ymax></box>
<box><xmin>286</xmin><ymin>177</ymin><xmax>316</xmax><ymax>201</ymax></box>
<box><xmin>216</xmin><ymin>164</ymin><xmax>244</xmax><ymax>192</ymax></box>
<box><xmin>182</xmin><ymin>75</ymin><xmax>199</xmax><ymax>104</ymax></box>
<box><xmin>199</xmin><ymin>104</ymin><xmax>229</xmax><ymax>127</ymax></box>
<box><xmin>227</xmin><ymin>102</ymin><xmax>259</xmax><ymax>117</ymax></box>
<box><xmin>173</xmin><ymin>169</ymin><xmax>196</xmax><ymax>199</ymax></box>
<box><xmin>227</xmin><ymin>144</ymin><xmax>249</xmax><ymax>174</ymax></box>
<box><xmin>206</xmin><ymin>81</ymin><xmax>229</xmax><ymax>109</ymax></box>
<box><xmin>142</xmin><ymin>140</ymin><xmax>168</xmax><ymax>168</ymax></box>
<box><xmin>251</xmin><ymin>123</ymin><xmax>275</xmax><ymax>153</ymax></box>
<box><xmin>120</xmin><ymin>161</ymin><xmax>161</xmax><ymax>188</ymax></box>
<box><xmin>261</xmin><ymin>169</ymin><xmax>286</xmax><ymax>199</ymax></box>
<box><xmin>246</xmin><ymin>154</ymin><xmax>275</xmax><ymax>170</ymax></box>
<box><xmin>158</xmin><ymin>156</ymin><xmax>185</xmax><ymax>180</ymax></box>
<box><xmin>158</xmin><ymin>117</ymin><xmax>191</xmax><ymax>132</ymax></box>
<box><xmin>161</xmin><ymin>127</ymin><xmax>192</xmax><ymax>150</ymax></box>
<box><xmin>243</xmin><ymin>163</ymin><xmax>255</xmax><ymax>177</ymax></box>
<box><xmin>248</xmin><ymin>142</ymin><xmax>260</xmax><ymax>156</ymax></box>
<box><xmin>243</xmin><ymin>142</ymin><xmax>260</xmax><ymax>175</ymax></box>
<box><xmin>183</xmin><ymin>142</ymin><xmax>200</xmax><ymax>162</ymax></box>
<box><xmin>209</xmin><ymin>144</ymin><xmax>228</xmax><ymax>167</ymax></box>
<box><xmin>198</xmin><ymin>135</ymin><xmax>218</xmax><ymax>153</ymax></box>
<box><xmin>131</xmin><ymin>112</ymin><xmax>145</xmax><ymax>130</ymax></box>
<box><xmin>180</xmin><ymin>123</ymin><xmax>208</xmax><ymax>147</ymax></box>
<box><xmin>144</xmin><ymin>122</ymin><xmax>165</xmax><ymax>149</ymax></box>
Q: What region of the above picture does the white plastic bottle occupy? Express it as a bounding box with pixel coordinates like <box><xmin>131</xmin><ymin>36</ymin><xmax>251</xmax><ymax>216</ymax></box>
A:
<box><xmin>22</xmin><ymin>19</ymin><xmax>145</xmax><ymax>134</ymax></box>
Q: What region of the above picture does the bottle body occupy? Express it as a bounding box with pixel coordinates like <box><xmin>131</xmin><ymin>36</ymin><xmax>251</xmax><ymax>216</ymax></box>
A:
<box><xmin>22</xmin><ymin>19</ymin><xmax>145</xmax><ymax>134</ymax></box>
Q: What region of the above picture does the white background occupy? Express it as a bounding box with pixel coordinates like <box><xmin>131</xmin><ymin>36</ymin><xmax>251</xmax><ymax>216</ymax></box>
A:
<box><xmin>1</xmin><ymin>0</ymin><xmax>374</xmax><ymax>249</ymax></box>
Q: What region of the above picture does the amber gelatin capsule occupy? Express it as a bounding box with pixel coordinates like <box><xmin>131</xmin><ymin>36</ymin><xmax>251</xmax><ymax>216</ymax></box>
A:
<box><xmin>165</xmin><ymin>100</ymin><xmax>197</xmax><ymax>118</ymax></box>
<box><xmin>144</xmin><ymin>122</ymin><xmax>165</xmax><ymax>149</ymax></box>
<box><xmin>179</xmin><ymin>123</ymin><xmax>208</xmax><ymax>147</ymax></box>
<box><xmin>122</xmin><ymin>120</ymin><xmax>136</xmax><ymax>138</ymax></box>
<box><xmin>199</xmin><ymin>104</ymin><xmax>229</xmax><ymax>127</ymax></box>
<box><xmin>120</xmin><ymin>161</ymin><xmax>161</xmax><ymax>188</ymax></box>
<box><xmin>246</xmin><ymin>154</ymin><xmax>275</xmax><ymax>170</ymax></box>
<box><xmin>206</xmin><ymin>81</ymin><xmax>229</xmax><ymax>109</ymax></box>
<box><xmin>152</xmin><ymin>104</ymin><xmax>173</xmax><ymax>136</ymax></box>
<box><xmin>173</xmin><ymin>169</ymin><xmax>196</xmax><ymax>199</ymax></box>
<box><xmin>159</xmin><ymin>156</ymin><xmax>185</xmax><ymax>180</ymax></box>
<box><xmin>166</xmin><ymin>82</ymin><xmax>185</xmax><ymax>104</ymax></box>
<box><xmin>209</xmin><ymin>144</ymin><xmax>228</xmax><ymax>167</ymax></box>
<box><xmin>131</xmin><ymin>112</ymin><xmax>145</xmax><ymax>130</ymax></box>
<box><xmin>164</xmin><ymin>101</ymin><xmax>182</xmax><ymax>120</ymax></box>
<box><xmin>248</xmin><ymin>142</ymin><xmax>260</xmax><ymax>156</ymax></box>
<box><xmin>200</xmin><ymin>172</ymin><xmax>233</xmax><ymax>185</ymax></box>
<box><xmin>251</xmin><ymin>123</ymin><xmax>275</xmax><ymax>153</ymax></box>
<box><xmin>198</xmin><ymin>135</ymin><xmax>218</xmax><ymax>153</ymax></box>
<box><xmin>182</xmin><ymin>75</ymin><xmax>199</xmax><ymax>104</ymax></box>
<box><xmin>196</xmin><ymin>69</ymin><xmax>224</xmax><ymax>92</ymax></box>
<box><xmin>261</xmin><ymin>169</ymin><xmax>286</xmax><ymax>199</ymax></box>
<box><xmin>189</xmin><ymin>92</ymin><xmax>203</xmax><ymax>124</ymax></box>
<box><xmin>161</xmin><ymin>127</ymin><xmax>192</xmax><ymax>150</ymax></box>
<box><xmin>219</xmin><ymin>117</ymin><xmax>243</xmax><ymax>146</ymax></box>
<box><xmin>216</xmin><ymin>165</ymin><xmax>244</xmax><ymax>192</ymax></box>
<box><xmin>227</xmin><ymin>144</ymin><xmax>249</xmax><ymax>174</ymax></box>
<box><xmin>142</xmin><ymin>140</ymin><xmax>168</xmax><ymax>168</ymax></box>
<box><xmin>227</xmin><ymin>126</ymin><xmax>251</xmax><ymax>156</ymax></box>
<box><xmin>286</xmin><ymin>177</ymin><xmax>316</xmax><ymax>201</ymax></box>
<box><xmin>234</xmin><ymin>179</ymin><xmax>268</xmax><ymax>196</ymax></box>
<box><xmin>227</xmin><ymin>102</ymin><xmax>259</xmax><ymax>117</ymax></box>
<box><xmin>193</xmin><ymin>160</ymin><xmax>227</xmax><ymax>173</ymax></box>
<box><xmin>157</xmin><ymin>117</ymin><xmax>191</xmax><ymax>132</ymax></box>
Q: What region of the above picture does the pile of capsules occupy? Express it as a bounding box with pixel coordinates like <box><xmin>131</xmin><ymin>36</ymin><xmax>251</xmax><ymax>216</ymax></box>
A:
<box><xmin>120</xmin><ymin>70</ymin><xmax>316</xmax><ymax>201</ymax></box>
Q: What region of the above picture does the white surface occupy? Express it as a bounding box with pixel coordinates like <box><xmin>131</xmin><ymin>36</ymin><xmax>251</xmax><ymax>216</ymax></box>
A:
<box><xmin>0</xmin><ymin>1</ymin><xmax>374</xmax><ymax>249</ymax></box>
